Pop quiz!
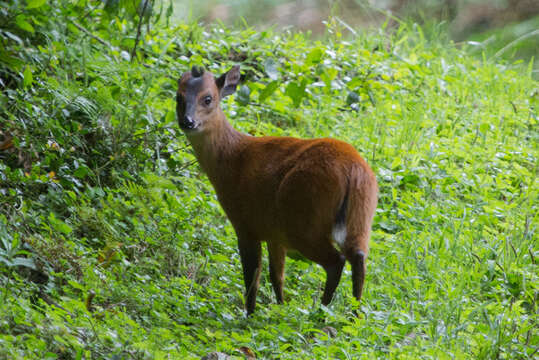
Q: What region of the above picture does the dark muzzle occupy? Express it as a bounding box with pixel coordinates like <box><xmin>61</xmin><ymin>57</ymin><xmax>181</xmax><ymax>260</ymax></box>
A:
<box><xmin>179</xmin><ymin>115</ymin><xmax>195</xmax><ymax>130</ymax></box>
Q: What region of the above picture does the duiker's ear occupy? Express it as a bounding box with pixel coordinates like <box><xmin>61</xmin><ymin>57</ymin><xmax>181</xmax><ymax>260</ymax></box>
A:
<box><xmin>216</xmin><ymin>65</ymin><xmax>240</xmax><ymax>98</ymax></box>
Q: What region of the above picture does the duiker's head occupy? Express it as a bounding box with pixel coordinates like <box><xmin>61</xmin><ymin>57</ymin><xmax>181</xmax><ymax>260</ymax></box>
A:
<box><xmin>177</xmin><ymin>65</ymin><xmax>240</xmax><ymax>132</ymax></box>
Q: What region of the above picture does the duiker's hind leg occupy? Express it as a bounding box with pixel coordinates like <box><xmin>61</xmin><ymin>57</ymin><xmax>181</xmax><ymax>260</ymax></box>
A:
<box><xmin>320</xmin><ymin>247</ymin><xmax>346</xmax><ymax>306</ymax></box>
<box><xmin>267</xmin><ymin>242</ymin><xmax>286</xmax><ymax>304</ymax></box>
<box><xmin>289</xmin><ymin>234</ymin><xmax>346</xmax><ymax>306</ymax></box>
<box><xmin>346</xmin><ymin>248</ymin><xmax>366</xmax><ymax>301</ymax></box>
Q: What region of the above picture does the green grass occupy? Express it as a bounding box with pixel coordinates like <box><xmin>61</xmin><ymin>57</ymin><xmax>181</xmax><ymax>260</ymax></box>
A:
<box><xmin>0</xmin><ymin>1</ymin><xmax>537</xmax><ymax>359</ymax></box>
<box><xmin>465</xmin><ymin>15</ymin><xmax>539</xmax><ymax>79</ymax></box>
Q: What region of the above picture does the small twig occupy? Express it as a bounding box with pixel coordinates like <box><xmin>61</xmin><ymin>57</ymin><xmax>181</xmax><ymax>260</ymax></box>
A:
<box><xmin>508</xmin><ymin>241</ymin><xmax>517</xmax><ymax>259</ymax></box>
<box><xmin>246</xmin><ymin>101</ymin><xmax>273</xmax><ymax>111</ymax></box>
<box><xmin>71</xmin><ymin>21</ymin><xmax>113</xmax><ymax>48</ymax></box>
<box><xmin>510</xmin><ymin>101</ymin><xmax>517</xmax><ymax>114</ymax></box>
<box><xmin>131</xmin><ymin>0</ymin><xmax>150</xmax><ymax>62</ymax></box>
<box><xmin>38</xmin><ymin>290</ymin><xmax>72</xmax><ymax>316</ymax></box>
<box><xmin>335</xmin><ymin>16</ymin><xmax>357</xmax><ymax>36</ymax></box>
<box><xmin>495</xmin><ymin>260</ymin><xmax>505</xmax><ymax>274</ymax></box>
<box><xmin>523</xmin><ymin>213</ymin><xmax>531</xmax><ymax>239</ymax></box>
<box><xmin>178</xmin><ymin>160</ymin><xmax>197</xmax><ymax>171</ymax></box>
<box><xmin>94</xmin><ymin>158</ymin><xmax>114</xmax><ymax>174</ymax></box>
<box><xmin>158</xmin><ymin>147</ymin><xmax>191</xmax><ymax>157</ymax></box>
<box><xmin>367</xmin><ymin>90</ymin><xmax>376</xmax><ymax>106</ymax></box>
<box><xmin>132</xmin><ymin>125</ymin><xmax>176</xmax><ymax>138</ymax></box>
<box><xmin>471</xmin><ymin>126</ymin><xmax>480</xmax><ymax>146</ymax></box>
<box><xmin>87</xmin><ymin>315</ymin><xmax>104</xmax><ymax>346</ymax></box>
<box><xmin>78</xmin><ymin>4</ymin><xmax>98</xmax><ymax>21</ymax></box>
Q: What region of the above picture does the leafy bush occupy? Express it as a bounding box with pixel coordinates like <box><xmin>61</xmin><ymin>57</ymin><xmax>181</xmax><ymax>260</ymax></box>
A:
<box><xmin>0</xmin><ymin>1</ymin><xmax>537</xmax><ymax>359</ymax></box>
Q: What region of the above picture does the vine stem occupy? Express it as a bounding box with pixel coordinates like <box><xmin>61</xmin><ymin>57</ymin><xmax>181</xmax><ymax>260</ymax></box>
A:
<box><xmin>131</xmin><ymin>0</ymin><xmax>151</xmax><ymax>62</ymax></box>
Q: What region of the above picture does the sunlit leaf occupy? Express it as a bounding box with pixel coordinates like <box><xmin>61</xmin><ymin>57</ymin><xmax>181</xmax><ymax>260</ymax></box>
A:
<box><xmin>26</xmin><ymin>0</ymin><xmax>47</xmax><ymax>9</ymax></box>
<box><xmin>258</xmin><ymin>81</ymin><xmax>279</xmax><ymax>103</ymax></box>
<box><xmin>306</xmin><ymin>48</ymin><xmax>323</xmax><ymax>65</ymax></box>
<box><xmin>22</xmin><ymin>66</ymin><xmax>33</xmax><ymax>87</ymax></box>
<box><xmin>285</xmin><ymin>80</ymin><xmax>306</xmax><ymax>107</ymax></box>
<box><xmin>15</xmin><ymin>15</ymin><xmax>34</xmax><ymax>33</ymax></box>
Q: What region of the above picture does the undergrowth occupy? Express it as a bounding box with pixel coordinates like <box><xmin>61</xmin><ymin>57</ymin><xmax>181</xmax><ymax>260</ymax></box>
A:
<box><xmin>0</xmin><ymin>1</ymin><xmax>537</xmax><ymax>359</ymax></box>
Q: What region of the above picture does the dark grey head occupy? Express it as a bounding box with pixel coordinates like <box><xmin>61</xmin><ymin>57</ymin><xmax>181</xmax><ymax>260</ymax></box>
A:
<box><xmin>176</xmin><ymin>65</ymin><xmax>241</xmax><ymax>132</ymax></box>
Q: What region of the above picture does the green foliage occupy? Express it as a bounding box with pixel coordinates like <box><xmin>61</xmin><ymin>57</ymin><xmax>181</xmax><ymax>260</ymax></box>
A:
<box><xmin>0</xmin><ymin>1</ymin><xmax>537</xmax><ymax>359</ymax></box>
<box><xmin>0</xmin><ymin>216</ymin><xmax>36</xmax><ymax>270</ymax></box>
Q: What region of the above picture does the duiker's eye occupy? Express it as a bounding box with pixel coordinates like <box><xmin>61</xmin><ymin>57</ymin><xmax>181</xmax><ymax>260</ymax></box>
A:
<box><xmin>203</xmin><ymin>95</ymin><xmax>212</xmax><ymax>106</ymax></box>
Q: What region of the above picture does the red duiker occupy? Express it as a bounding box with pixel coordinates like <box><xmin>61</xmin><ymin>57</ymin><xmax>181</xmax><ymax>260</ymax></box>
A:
<box><xmin>177</xmin><ymin>65</ymin><xmax>377</xmax><ymax>315</ymax></box>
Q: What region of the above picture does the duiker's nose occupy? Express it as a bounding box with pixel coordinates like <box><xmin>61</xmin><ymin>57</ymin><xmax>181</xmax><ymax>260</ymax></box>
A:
<box><xmin>180</xmin><ymin>115</ymin><xmax>195</xmax><ymax>130</ymax></box>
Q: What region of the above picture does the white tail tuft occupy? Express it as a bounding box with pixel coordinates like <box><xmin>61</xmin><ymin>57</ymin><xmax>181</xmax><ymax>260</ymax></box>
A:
<box><xmin>332</xmin><ymin>222</ymin><xmax>347</xmax><ymax>248</ymax></box>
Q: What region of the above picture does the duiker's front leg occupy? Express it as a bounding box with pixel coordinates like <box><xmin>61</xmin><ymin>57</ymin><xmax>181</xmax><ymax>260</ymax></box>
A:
<box><xmin>238</xmin><ymin>237</ymin><xmax>262</xmax><ymax>315</ymax></box>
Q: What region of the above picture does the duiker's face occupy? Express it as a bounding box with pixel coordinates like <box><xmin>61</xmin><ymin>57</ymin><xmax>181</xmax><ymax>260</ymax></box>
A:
<box><xmin>177</xmin><ymin>66</ymin><xmax>240</xmax><ymax>133</ymax></box>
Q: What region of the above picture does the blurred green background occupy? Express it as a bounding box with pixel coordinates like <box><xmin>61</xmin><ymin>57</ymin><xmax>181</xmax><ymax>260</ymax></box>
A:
<box><xmin>172</xmin><ymin>0</ymin><xmax>539</xmax><ymax>76</ymax></box>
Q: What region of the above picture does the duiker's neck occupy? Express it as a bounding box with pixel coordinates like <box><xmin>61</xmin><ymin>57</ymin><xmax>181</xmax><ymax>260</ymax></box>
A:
<box><xmin>186</xmin><ymin>109</ymin><xmax>246</xmax><ymax>176</ymax></box>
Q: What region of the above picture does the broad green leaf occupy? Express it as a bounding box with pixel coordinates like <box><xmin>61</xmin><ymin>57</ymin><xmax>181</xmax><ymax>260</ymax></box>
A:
<box><xmin>391</xmin><ymin>157</ymin><xmax>402</xmax><ymax>169</ymax></box>
<box><xmin>15</xmin><ymin>15</ymin><xmax>34</xmax><ymax>33</ymax></box>
<box><xmin>479</xmin><ymin>122</ymin><xmax>490</xmax><ymax>134</ymax></box>
<box><xmin>73</xmin><ymin>166</ymin><xmax>89</xmax><ymax>179</ymax></box>
<box><xmin>306</xmin><ymin>48</ymin><xmax>323</xmax><ymax>65</ymax></box>
<box><xmin>11</xmin><ymin>257</ymin><xmax>36</xmax><ymax>270</ymax></box>
<box><xmin>48</xmin><ymin>212</ymin><xmax>73</xmax><ymax>234</ymax></box>
<box><xmin>68</xmin><ymin>280</ymin><xmax>85</xmax><ymax>291</ymax></box>
<box><xmin>400</xmin><ymin>173</ymin><xmax>420</xmax><ymax>188</ymax></box>
<box><xmin>44</xmin><ymin>351</ymin><xmax>58</xmax><ymax>360</ymax></box>
<box><xmin>165</xmin><ymin>110</ymin><xmax>175</xmax><ymax>124</ymax></box>
<box><xmin>22</xmin><ymin>66</ymin><xmax>33</xmax><ymax>88</ymax></box>
<box><xmin>258</xmin><ymin>81</ymin><xmax>279</xmax><ymax>103</ymax></box>
<box><xmin>285</xmin><ymin>80</ymin><xmax>306</xmax><ymax>107</ymax></box>
<box><xmin>26</xmin><ymin>0</ymin><xmax>47</xmax><ymax>9</ymax></box>
<box><xmin>236</xmin><ymin>85</ymin><xmax>251</xmax><ymax>106</ymax></box>
<box><xmin>0</xmin><ymin>48</ymin><xmax>24</xmax><ymax>69</ymax></box>
<box><xmin>264</xmin><ymin>58</ymin><xmax>279</xmax><ymax>80</ymax></box>
<box><xmin>347</xmin><ymin>77</ymin><xmax>363</xmax><ymax>89</ymax></box>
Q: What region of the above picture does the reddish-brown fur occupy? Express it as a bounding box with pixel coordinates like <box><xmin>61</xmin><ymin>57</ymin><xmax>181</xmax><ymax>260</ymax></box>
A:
<box><xmin>177</xmin><ymin>65</ymin><xmax>378</xmax><ymax>315</ymax></box>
